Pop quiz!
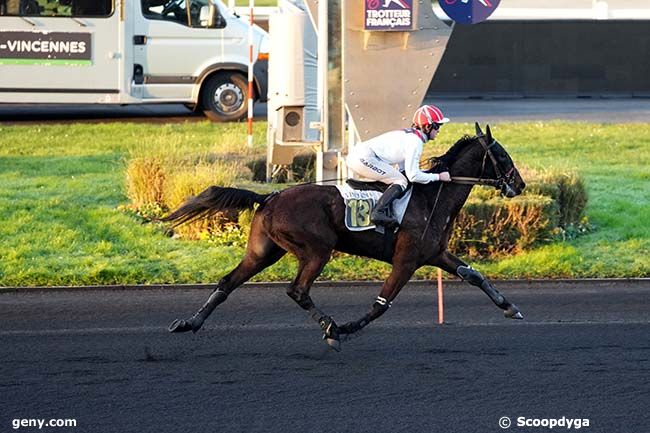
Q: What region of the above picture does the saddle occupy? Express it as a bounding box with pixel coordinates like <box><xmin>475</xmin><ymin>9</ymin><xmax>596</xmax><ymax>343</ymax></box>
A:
<box><xmin>345</xmin><ymin>179</ymin><xmax>389</xmax><ymax>193</ymax></box>
<box><xmin>338</xmin><ymin>180</ymin><xmax>414</xmax><ymax>262</ymax></box>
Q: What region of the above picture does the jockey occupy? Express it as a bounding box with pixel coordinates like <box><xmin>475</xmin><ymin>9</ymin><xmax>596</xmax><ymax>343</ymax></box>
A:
<box><xmin>346</xmin><ymin>104</ymin><xmax>452</xmax><ymax>227</ymax></box>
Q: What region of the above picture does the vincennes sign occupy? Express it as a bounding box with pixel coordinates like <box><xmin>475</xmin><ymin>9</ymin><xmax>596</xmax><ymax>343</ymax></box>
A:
<box><xmin>0</xmin><ymin>30</ymin><xmax>92</xmax><ymax>65</ymax></box>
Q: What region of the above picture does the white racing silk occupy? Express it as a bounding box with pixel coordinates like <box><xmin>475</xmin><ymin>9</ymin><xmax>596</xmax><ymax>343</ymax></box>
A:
<box><xmin>348</xmin><ymin>129</ymin><xmax>441</xmax><ymax>185</ymax></box>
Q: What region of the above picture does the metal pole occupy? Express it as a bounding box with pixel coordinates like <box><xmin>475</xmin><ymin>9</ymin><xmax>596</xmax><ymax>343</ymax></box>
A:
<box><xmin>316</xmin><ymin>0</ymin><xmax>328</xmax><ymax>182</ymax></box>
<box><xmin>247</xmin><ymin>0</ymin><xmax>254</xmax><ymax>148</ymax></box>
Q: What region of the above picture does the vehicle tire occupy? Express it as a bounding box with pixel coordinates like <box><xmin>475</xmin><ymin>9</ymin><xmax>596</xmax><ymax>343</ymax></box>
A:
<box><xmin>200</xmin><ymin>72</ymin><xmax>248</xmax><ymax>122</ymax></box>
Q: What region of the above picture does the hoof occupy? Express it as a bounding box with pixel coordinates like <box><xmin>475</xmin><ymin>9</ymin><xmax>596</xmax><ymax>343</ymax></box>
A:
<box><xmin>168</xmin><ymin>318</ymin><xmax>200</xmax><ymax>333</ymax></box>
<box><xmin>324</xmin><ymin>336</ymin><xmax>341</xmax><ymax>352</ymax></box>
<box><xmin>504</xmin><ymin>304</ymin><xmax>524</xmax><ymax>320</ymax></box>
<box><xmin>319</xmin><ymin>316</ymin><xmax>341</xmax><ymax>351</ymax></box>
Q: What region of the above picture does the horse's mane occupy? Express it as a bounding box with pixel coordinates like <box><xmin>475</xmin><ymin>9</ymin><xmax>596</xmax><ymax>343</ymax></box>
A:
<box><xmin>424</xmin><ymin>135</ymin><xmax>476</xmax><ymax>173</ymax></box>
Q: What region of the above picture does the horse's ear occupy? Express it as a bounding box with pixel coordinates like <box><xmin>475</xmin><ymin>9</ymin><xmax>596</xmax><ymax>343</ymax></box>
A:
<box><xmin>486</xmin><ymin>124</ymin><xmax>493</xmax><ymax>142</ymax></box>
<box><xmin>475</xmin><ymin>122</ymin><xmax>484</xmax><ymax>136</ymax></box>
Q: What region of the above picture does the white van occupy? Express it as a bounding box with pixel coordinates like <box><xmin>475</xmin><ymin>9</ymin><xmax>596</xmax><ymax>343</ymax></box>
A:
<box><xmin>0</xmin><ymin>0</ymin><xmax>269</xmax><ymax>121</ymax></box>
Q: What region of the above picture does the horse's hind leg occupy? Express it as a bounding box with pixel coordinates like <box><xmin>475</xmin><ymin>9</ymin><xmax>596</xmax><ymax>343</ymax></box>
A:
<box><xmin>273</xmin><ymin>229</ymin><xmax>340</xmax><ymax>349</ymax></box>
<box><xmin>169</xmin><ymin>221</ymin><xmax>286</xmax><ymax>333</ymax></box>
<box><xmin>432</xmin><ymin>251</ymin><xmax>523</xmax><ymax>319</ymax></box>
<box><xmin>285</xmin><ymin>253</ymin><xmax>341</xmax><ymax>349</ymax></box>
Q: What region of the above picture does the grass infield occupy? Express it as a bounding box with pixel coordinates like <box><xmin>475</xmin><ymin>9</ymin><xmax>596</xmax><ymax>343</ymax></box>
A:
<box><xmin>0</xmin><ymin>121</ymin><xmax>648</xmax><ymax>286</ymax></box>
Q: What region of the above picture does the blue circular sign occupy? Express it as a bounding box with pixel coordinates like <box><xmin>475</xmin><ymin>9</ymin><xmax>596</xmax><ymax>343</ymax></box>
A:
<box><xmin>439</xmin><ymin>0</ymin><xmax>501</xmax><ymax>25</ymax></box>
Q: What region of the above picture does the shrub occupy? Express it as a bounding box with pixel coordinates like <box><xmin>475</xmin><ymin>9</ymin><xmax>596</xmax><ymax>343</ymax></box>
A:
<box><xmin>447</xmin><ymin>167</ymin><xmax>588</xmax><ymax>258</ymax></box>
<box><xmin>450</xmin><ymin>194</ymin><xmax>559</xmax><ymax>259</ymax></box>
<box><xmin>125</xmin><ymin>156</ymin><xmax>166</xmax><ymax>209</ymax></box>
<box><xmin>164</xmin><ymin>161</ymin><xmax>243</xmax><ymax>240</ymax></box>
<box><xmin>164</xmin><ymin>160</ymin><xmax>242</xmax><ymax>209</ymax></box>
<box><xmin>522</xmin><ymin>169</ymin><xmax>587</xmax><ymax>228</ymax></box>
<box><xmin>124</xmin><ymin>153</ymin><xmax>249</xmax><ymax>239</ymax></box>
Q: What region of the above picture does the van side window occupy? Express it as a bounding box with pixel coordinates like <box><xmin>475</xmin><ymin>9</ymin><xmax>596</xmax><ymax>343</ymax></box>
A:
<box><xmin>141</xmin><ymin>0</ymin><xmax>226</xmax><ymax>28</ymax></box>
<box><xmin>0</xmin><ymin>0</ymin><xmax>113</xmax><ymax>17</ymax></box>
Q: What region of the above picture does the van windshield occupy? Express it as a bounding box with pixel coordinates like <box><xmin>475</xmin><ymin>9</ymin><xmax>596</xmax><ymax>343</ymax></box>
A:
<box><xmin>0</xmin><ymin>0</ymin><xmax>113</xmax><ymax>17</ymax></box>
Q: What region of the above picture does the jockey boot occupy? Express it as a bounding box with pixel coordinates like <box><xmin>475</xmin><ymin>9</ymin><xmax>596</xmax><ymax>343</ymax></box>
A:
<box><xmin>371</xmin><ymin>184</ymin><xmax>404</xmax><ymax>227</ymax></box>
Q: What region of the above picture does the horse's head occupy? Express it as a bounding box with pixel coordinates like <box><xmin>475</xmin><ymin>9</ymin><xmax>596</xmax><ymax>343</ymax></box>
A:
<box><xmin>429</xmin><ymin>124</ymin><xmax>526</xmax><ymax>197</ymax></box>
<box><xmin>472</xmin><ymin>123</ymin><xmax>526</xmax><ymax>197</ymax></box>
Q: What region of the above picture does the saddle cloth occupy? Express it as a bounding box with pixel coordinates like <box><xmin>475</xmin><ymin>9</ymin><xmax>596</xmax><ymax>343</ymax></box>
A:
<box><xmin>335</xmin><ymin>183</ymin><xmax>413</xmax><ymax>231</ymax></box>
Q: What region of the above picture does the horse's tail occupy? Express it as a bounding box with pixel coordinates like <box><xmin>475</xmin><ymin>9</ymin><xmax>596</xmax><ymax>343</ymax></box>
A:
<box><xmin>161</xmin><ymin>186</ymin><xmax>272</xmax><ymax>227</ymax></box>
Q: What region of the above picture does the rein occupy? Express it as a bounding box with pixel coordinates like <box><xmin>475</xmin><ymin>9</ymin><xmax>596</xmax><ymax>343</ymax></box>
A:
<box><xmin>420</xmin><ymin>182</ymin><xmax>444</xmax><ymax>241</ymax></box>
<box><xmin>450</xmin><ymin>176</ymin><xmax>501</xmax><ymax>187</ymax></box>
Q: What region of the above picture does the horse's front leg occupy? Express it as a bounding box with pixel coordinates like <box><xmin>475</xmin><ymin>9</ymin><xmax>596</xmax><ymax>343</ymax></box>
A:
<box><xmin>339</xmin><ymin>259</ymin><xmax>417</xmax><ymax>336</ymax></box>
<box><xmin>432</xmin><ymin>251</ymin><xmax>523</xmax><ymax>319</ymax></box>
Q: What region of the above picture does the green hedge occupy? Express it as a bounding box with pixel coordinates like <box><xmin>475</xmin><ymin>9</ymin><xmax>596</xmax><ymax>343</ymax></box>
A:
<box><xmin>451</xmin><ymin>194</ymin><xmax>559</xmax><ymax>258</ymax></box>
<box><xmin>450</xmin><ymin>170</ymin><xmax>588</xmax><ymax>258</ymax></box>
<box><xmin>525</xmin><ymin>172</ymin><xmax>587</xmax><ymax>229</ymax></box>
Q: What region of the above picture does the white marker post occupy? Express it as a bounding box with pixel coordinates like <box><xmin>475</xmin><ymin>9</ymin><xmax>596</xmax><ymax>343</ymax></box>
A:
<box><xmin>247</xmin><ymin>0</ymin><xmax>255</xmax><ymax>148</ymax></box>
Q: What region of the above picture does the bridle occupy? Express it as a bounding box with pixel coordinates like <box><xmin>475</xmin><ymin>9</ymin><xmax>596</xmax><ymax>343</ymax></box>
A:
<box><xmin>450</xmin><ymin>134</ymin><xmax>516</xmax><ymax>193</ymax></box>
<box><xmin>420</xmin><ymin>134</ymin><xmax>516</xmax><ymax>240</ymax></box>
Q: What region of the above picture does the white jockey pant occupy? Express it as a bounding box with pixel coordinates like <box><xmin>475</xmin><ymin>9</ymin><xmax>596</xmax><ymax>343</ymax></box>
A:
<box><xmin>347</xmin><ymin>146</ymin><xmax>409</xmax><ymax>188</ymax></box>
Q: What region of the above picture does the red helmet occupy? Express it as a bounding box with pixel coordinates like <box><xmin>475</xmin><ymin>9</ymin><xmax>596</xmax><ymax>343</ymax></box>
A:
<box><xmin>412</xmin><ymin>105</ymin><xmax>450</xmax><ymax>128</ymax></box>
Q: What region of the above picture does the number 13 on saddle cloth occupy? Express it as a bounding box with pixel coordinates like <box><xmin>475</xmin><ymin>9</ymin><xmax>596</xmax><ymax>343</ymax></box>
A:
<box><xmin>335</xmin><ymin>184</ymin><xmax>414</xmax><ymax>231</ymax></box>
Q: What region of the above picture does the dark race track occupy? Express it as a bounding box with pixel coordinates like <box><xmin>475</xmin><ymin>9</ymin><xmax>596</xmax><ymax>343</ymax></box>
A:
<box><xmin>1</xmin><ymin>280</ymin><xmax>649</xmax><ymax>433</ymax></box>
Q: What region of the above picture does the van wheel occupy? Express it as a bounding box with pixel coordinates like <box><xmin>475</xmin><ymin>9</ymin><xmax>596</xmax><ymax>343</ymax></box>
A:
<box><xmin>201</xmin><ymin>72</ymin><xmax>248</xmax><ymax>122</ymax></box>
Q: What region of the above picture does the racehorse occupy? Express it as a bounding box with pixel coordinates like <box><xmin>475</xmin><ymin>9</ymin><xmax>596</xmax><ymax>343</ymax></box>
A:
<box><xmin>165</xmin><ymin>123</ymin><xmax>526</xmax><ymax>350</ymax></box>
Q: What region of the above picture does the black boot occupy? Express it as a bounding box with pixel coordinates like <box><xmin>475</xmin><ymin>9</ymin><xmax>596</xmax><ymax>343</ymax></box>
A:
<box><xmin>371</xmin><ymin>184</ymin><xmax>404</xmax><ymax>227</ymax></box>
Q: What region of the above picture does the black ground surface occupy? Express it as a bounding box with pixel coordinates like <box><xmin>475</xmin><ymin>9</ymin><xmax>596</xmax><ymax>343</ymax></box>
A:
<box><xmin>1</xmin><ymin>281</ymin><xmax>649</xmax><ymax>433</ymax></box>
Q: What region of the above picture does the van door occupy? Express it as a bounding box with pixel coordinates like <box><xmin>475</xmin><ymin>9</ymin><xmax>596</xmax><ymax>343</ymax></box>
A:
<box><xmin>0</xmin><ymin>0</ymin><xmax>122</xmax><ymax>103</ymax></box>
<box><xmin>132</xmin><ymin>0</ymin><xmax>247</xmax><ymax>101</ymax></box>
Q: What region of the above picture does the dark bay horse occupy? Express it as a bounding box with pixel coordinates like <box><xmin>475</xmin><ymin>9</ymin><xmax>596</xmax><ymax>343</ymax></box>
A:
<box><xmin>165</xmin><ymin>123</ymin><xmax>526</xmax><ymax>350</ymax></box>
